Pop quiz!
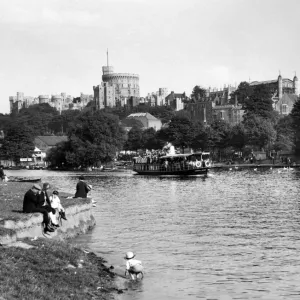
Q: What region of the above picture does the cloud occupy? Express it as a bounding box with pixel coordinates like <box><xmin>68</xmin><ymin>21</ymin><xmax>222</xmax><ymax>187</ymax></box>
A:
<box><xmin>0</xmin><ymin>1</ymin><xmax>107</xmax><ymax>27</ymax></box>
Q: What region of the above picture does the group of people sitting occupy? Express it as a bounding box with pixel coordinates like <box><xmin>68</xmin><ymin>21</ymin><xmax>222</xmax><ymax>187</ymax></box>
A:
<box><xmin>23</xmin><ymin>183</ymin><xmax>67</xmax><ymax>234</ymax></box>
<box><xmin>22</xmin><ymin>175</ymin><xmax>92</xmax><ymax>234</ymax></box>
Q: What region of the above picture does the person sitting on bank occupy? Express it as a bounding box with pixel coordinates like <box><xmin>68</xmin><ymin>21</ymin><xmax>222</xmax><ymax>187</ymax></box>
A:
<box><xmin>50</xmin><ymin>190</ymin><xmax>67</xmax><ymax>221</ymax></box>
<box><xmin>0</xmin><ymin>165</ymin><xmax>7</xmax><ymax>181</ymax></box>
<box><xmin>39</xmin><ymin>183</ymin><xmax>59</xmax><ymax>228</ymax></box>
<box><xmin>74</xmin><ymin>176</ymin><xmax>92</xmax><ymax>198</ymax></box>
<box><xmin>23</xmin><ymin>184</ymin><xmax>54</xmax><ymax>233</ymax></box>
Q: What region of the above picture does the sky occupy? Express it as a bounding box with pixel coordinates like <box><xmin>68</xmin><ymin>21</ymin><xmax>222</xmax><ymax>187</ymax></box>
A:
<box><xmin>1</xmin><ymin>0</ymin><xmax>300</xmax><ymax>114</ymax></box>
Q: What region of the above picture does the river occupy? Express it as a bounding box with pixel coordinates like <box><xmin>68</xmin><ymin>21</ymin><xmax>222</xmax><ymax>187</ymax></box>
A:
<box><xmin>6</xmin><ymin>168</ymin><xmax>300</xmax><ymax>299</ymax></box>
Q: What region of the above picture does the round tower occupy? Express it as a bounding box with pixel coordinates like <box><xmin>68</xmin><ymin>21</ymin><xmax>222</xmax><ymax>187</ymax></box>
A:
<box><xmin>278</xmin><ymin>73</ymin><xmax>282</xmax><ymax>99</ymax></box>
<box><xmin>293</xmin><ymin>74</ymin><xmax>298</xmax><ymax>95</ymax></box>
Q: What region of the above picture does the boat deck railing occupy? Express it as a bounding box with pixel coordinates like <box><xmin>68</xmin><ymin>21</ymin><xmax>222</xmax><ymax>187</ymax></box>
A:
<box><xmin>133</xmin><ymin>163</ymin><xmax>208</xmax><ymax>172</ymax></box>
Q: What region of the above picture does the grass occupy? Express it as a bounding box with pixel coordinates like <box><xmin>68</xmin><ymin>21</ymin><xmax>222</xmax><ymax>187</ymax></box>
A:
<box><xmin>0</xmin><ymin>238</ymin><xmax>123</xmax><ymax>300</ymax></box>
<box><xmin>0</xmin><ymin>181</ymin><xmax>91</xmax><ymax>222</ymax></box>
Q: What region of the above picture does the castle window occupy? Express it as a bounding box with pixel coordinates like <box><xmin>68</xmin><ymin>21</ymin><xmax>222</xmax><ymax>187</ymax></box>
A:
<box><xmin>282</xmin><ymin>104</ymin><xmax>288</xmax><ymax>114</ymax></box>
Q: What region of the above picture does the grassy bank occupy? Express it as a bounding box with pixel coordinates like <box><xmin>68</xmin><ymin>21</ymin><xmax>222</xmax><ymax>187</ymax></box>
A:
<box><xmin>0</xmin><ymin>238</ymin><xmax>123</xmax><ymax>300</ymax></box>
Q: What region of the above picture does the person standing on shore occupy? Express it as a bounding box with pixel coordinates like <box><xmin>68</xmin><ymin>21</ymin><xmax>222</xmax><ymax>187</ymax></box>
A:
<box><xmin>23</xmin><ymin>184</ymin><xmax>54</xmax><ymax>233</ymax></box>
<box><xmin>74</xmin><ymin>175</ymin><xmax>92</xmax><ymax>198</ymax></box>
<box><xmin>0</xmin><ymin>165</ymin><xmax>6</xmax><ymax>181</ymax></box>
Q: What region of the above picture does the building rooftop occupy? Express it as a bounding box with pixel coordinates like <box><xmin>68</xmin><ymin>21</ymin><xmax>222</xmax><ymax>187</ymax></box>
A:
<box><xmin>127</xmin><ymin>112</ymin><xmax>159</xmax><ymax>120</ymax></box>
<box><xmin>35</xmin><ymin>136</ymin><xmax>68</xmax><ymax>147</ymax></box>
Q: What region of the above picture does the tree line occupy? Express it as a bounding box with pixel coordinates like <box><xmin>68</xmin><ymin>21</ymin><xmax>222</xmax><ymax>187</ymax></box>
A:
<box><xmin>1</xmin><ymin>81</ymin><xmax>300</xmax><ymax>167</ymax></box>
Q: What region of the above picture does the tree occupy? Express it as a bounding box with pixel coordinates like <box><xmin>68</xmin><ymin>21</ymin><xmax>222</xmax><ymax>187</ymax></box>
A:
<box><xmin>190</xmin><ymin>121</ymin><xmax>207</xmax><ymax>151</ymax></box>
<box><xmin>229</xmin><ymin>81</ymin><xmax>253</xmax><ymax>105</ymax></box>
<box><xmin>167</xmin><ymin>115</ymin><xmax>196</xmax><ymax>152</ymax></box>
<box><xmin>191</xmin><ymin>85</ymin><xmax>206</xmax><ymax>100</ymax></box>
<box><xmin>243</xmin><ymin>85</ymin><xmax>274</xmax><ymax>120</ymax></box>
<box><xmin>206</xmin><ymin>120</ymin><xmax>231</xmax><ymax>160</ymax></box>
<box><xmin>243</xmin><ymin>115</ymin><xmax>276</xmax><ymax>150</ymax></box>
<box><xmin>47</xmin><ymin>110</ymin><xmax>126</xmax><ymax>167</ymax></box>
<box><xmin>125</xmin><ymin>126</ymin><xmax>143</xmax><ymax>151</ymax></box>
<box><xmin>0</xmin><ymin>123</ymin><xmax>35</xmax><ymax>164</ymax></box>
<box><xmin>15</xmin><ymin>103</ymin><xmax>60</xmax><ymax>135</ymax></box>
<box><xmin>289</xmin><ymin>99</ymin><xmax>300</xmax><ymax>152</ymax></box>
<box><xmin>229</xmin><ymin>123</ymin><xmax>246</xmax><ymax>151</ymax></box>
<box><xmin>141</xmin><ymin>128</ymin><xmax>160</xmax><ymax>150</ymax></box>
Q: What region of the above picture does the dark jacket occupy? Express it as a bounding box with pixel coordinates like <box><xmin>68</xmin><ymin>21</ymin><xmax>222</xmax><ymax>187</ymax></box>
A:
<box><xmin>23</xmin><ymin>189</ymin><xmax>39</xmax><ymax>213</ymax></box>
<box><xmin>0</xmin><ymin>168</ymin><xmax>5</xmax><ymax>179</ymax></box>
<box><xmin>74</xmin><ymin>180</ymin><xmax>90</xmax><ymax>198</ymax></box>
<box><xmin>38</xmin><ymin>191</ymin><xmax>51</xmax><ymax>207</ymax></box>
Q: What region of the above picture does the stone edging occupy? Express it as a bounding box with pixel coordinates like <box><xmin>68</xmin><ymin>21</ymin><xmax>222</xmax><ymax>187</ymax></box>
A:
<box><xmin>0</xmin><ymin>201</ymin><xmax>96</xmax><ymax>245</ymax></box>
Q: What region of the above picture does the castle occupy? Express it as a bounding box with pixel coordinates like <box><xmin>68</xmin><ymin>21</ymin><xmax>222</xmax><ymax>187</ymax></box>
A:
<box><xmin>9</xmin><ymin>92</ymin><xmax>93</xmax><ymax>114</ymax></box>
<box><xmin>93</xmin><ymin>51</ymin><xmax>140</xmax><ymax>109</ymax></box>
<box><xmin>250</xmin><ymin>73</ymin><xmax>298</xmax><ymax>115</ymax></box>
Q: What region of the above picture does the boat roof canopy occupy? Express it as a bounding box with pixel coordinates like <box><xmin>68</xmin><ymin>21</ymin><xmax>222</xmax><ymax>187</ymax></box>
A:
<box><xmin>159</xmin><ymin>152</ymin><xmax>210</xmax><ymax>159</ymax></box>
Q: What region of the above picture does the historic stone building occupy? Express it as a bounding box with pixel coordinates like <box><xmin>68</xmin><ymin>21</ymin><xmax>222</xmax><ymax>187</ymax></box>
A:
<box><xmin>185</xmin><ymin>99</ymin><xmax>214</xmax><ymax>125</ymax></box>
<box><xmin>93</xmin><ymin>82</ymin><xmax>116</xmax><ymax>110</ymax></box>
<box><xmin>250</xmin><ymin>73</ymin><xmax>299</xmax><ymax>116</ymax></box>
<box><xmin>144</xmin><ymin>88</ymin><xmax>169</xmax><ymax>106</ymax></box>
<box><xmin>165</xmin><ymin>91</ymin><xmax>186</xmax><ymax>111</ymax></box>
<box><xmin>93</xmin><ymin>54</ymin><xmax>140</xmax><ymax>109</ymax></box>
<box><xmin>206</xmin><ymin>85</ymin><xmax>237</xmax><ymax>105</ymax></box>
<box><xmin>212</xmin><ymin>103</ymin><xmax>244</xmax><ymax>124</ymax></box>
<box><xmin>124</xmin><ymin>112</ymin><xmax>162</xmax><ymax>131</ymax></box>
<box><xmin>9</xmin><ymin>92</ymin><xmax>92</xmax><ymax>114</ymax></box>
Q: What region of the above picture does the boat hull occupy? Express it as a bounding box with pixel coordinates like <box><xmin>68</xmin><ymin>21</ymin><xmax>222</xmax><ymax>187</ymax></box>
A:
<box><xmin>133</xmin><ymin>168</ymin><xmax>209</xmax><ymax>176</ymax></box>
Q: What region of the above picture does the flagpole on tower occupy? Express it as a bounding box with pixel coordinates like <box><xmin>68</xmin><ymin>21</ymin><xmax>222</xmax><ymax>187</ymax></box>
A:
<box><xmin>107</xmin><ymin>48</ymin><xmax>109</xmax><ymax>67</ymax></box>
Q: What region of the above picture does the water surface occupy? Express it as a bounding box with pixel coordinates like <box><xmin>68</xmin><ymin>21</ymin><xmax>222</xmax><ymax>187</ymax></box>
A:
<box><xmin>7</xmin><ymin>168</ymin><xmax>300</xmax><ymax>299</ymax></box>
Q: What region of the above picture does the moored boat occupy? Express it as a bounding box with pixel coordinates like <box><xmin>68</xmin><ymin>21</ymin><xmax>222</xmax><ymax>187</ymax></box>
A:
<box><xmin>133</xmin><ymin>152</ymin><xmax>211</xmax><ymax>176</ymax></box>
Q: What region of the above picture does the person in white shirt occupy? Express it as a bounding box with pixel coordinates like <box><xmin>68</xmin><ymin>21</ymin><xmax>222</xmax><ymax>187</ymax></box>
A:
<box><xmin>50</xmin><ymin>190</ymin><xmax>67</xmax><ymax>221</ymax></box>
<box><xmin>124</xmin><ymin>251</ymin><xmax>144</xmax><ymax>280</ymax></box>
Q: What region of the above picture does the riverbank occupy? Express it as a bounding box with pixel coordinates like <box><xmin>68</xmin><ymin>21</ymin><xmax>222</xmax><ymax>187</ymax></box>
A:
<box><xmin>0</xmin><ymin>238</ymin><xmax>124</xmax><ymax>299</ymax></box>
<box><xmin>0</xmin><ymin>181</ymin><xmax>123</xmax><ymax>300</ymax></box>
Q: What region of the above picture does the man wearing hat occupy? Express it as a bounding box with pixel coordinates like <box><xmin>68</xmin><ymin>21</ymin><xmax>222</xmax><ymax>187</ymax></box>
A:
<box><xmin>74</xmin><ymin>175</ymin><xmax>92</xmax><ymax>198</ymax></box>
<box><xmin>23</xmin><ymin>184</ymin><xmax>54</xmax><ymax>233</ymax></box>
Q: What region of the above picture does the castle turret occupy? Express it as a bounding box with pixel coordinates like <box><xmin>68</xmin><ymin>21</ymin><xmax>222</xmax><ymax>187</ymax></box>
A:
<box><xmin>278</xmin><ymin>73</ymin><xmax>282</xmax><ymax>99</ymax></box>
<box><xmin>293</xmin><ymin>74</ymin><xmax>298</xmax><ymax>95</ymax></box>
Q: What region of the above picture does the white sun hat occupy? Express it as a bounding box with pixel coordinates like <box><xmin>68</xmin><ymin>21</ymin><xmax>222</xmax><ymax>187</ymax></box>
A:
<box><xmin>124</xmin><ymin>251</ymin><xmax>135</xmax><ymax>259</ymax></box>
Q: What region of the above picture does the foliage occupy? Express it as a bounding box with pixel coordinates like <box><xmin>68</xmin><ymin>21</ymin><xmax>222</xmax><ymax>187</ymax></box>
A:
<box><xmin>229</xmin><ymin>123</ymin><xmax>246</xmax><ymax>151</ymax></box>
<box><xmin>273</xmin><ymin>115</ymin><xmax>295</xmax><ymax>151</ymax></box>
<box><xmin>229</xmin><ymin>81</ymin><xmax>253</xmax><ymax>105</ymax></box>
<box><xmin>47</xmin><ymin>110</ymin><xmax>126</xmax><ymax>167</ymax></box>
<box><xmin>243</xmin><ymin>85</ymin><xmax>274</xmax><ymax>120</ymax></box>
<box><xmin>141</xmin><ymin>128</ymin><xmax>161</xmax><ymax>150</ymax></box>
<box><xmin>206</xmin><ymin>120</ymin><xmax>231</xmax><ymax>155</ymax></box>
<box><xmin>167</xmin><ymin>115</ymin><xmax>196</xmax><ymax>151</ymax></box>
<box><xmin>15</xmin><ymin>103</ymin><xmax>59</xmax><ymax>135</ymax></box>
<box><xmin>0</xmin><ymin>123</ymin><xmax>35</xmax><ymax>164</ymax></box>
<box><xmin>125</xmin><ymin>126</ymin><xmax>143</xmax><ymax>151</ymax></box>
<box><xmin>243</xmin><ymin>115</ymin><xmax>276</xmax><ymax>150</ymax></box>
<box><xmin>191</xmin><ymin>85</ymin><xmax>206</xmax><ymax>100</ymax></box>
<box><xmin>190</xmin><ymin>121</ymin><xmax>207</xmax><ymax>151</ymax></box>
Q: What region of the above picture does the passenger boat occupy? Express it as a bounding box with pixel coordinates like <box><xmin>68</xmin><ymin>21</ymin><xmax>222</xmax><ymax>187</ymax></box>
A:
<box><xmin>133</xmin><ymin>152</ymin><xmax>211</xmax><ymax>176</ymax></box>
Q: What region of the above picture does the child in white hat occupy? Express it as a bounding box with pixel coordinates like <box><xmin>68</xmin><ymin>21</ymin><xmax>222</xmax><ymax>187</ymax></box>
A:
<box><xmin>124</xmin><ymin>251</ymin><xmax>144</xmax><ymax>280</ymax></box>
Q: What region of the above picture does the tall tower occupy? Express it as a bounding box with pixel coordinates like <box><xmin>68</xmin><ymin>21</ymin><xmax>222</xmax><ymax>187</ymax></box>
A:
<box><xmin>102</xmin><ymin>49</ymin><xmax>114</xmax><ymax>75</ymax></box>
<box><xmin>278</xmin><ymin>72</ymin><xmax>282</xmax><ymax>100</ymax></box>
<box><xmin>293</xmin><ymin>73</ymin><xmax>298</xmax><ymax>95</ymax></box>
